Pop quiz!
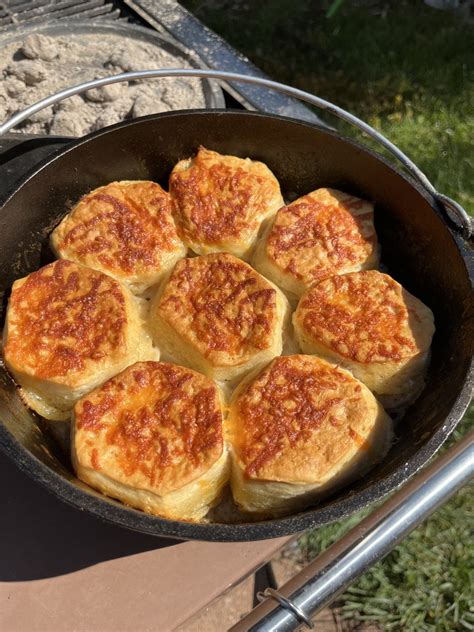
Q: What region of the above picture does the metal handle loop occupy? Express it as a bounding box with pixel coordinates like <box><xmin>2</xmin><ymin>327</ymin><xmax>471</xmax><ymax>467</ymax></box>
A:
<box><xmin>1</xmin><ymin>68</ymin><xmax>471</xmax><ymax>239</ymax></box>
<box><xmin>257</xmin><ymin>588</ymin><xmax>314</xmax><ymax>629</ymax></box>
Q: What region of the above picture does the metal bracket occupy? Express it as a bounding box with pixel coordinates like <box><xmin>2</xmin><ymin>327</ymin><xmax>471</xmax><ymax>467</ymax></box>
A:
<box><xmin>257</xmin><ymin>588</ymin><xmax>314</xmax><ymax>629</ymax></box>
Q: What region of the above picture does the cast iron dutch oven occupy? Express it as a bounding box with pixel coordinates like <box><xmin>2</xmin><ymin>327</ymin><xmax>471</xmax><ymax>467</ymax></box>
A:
<box><xmin>0</xmin><ymin>70</ymin><xmax>472</xmax><ymax>541</ymax></box>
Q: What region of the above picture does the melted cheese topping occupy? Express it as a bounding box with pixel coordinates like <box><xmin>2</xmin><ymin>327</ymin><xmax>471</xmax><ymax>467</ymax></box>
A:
<box><xmin>4</xmin><ymin>260</ymin><xmax>128</xmax><ymax>382</ymax></box>
<box><xmin>51</xmin><ymin>181</ymin><xmax>184</xmax><ymax>285</ymax></box>
<box><xmin>157</xmin><ymin>253</ymin><xmax>279</xmax><ymax>365</ymax></box>
<box><xmin>296</xmin><ymin>271</ymin><xmax>434</xmax><ymax>363</ymax></box>
<box><xmin>265</xmin><ymin>188</ymin><xmax>377</xmax><ymax>284</ymax></box>
<box><xmin>229</xmin><ymin>355</ymin><xmax>375</xmax><ymax>482</ymax></box>
<box><xmin>170</xmin><ymin>147</ymin><xmax>283</xmax><ymax>252</ymax></box>
<box><xmin>74</xmin><ymin>361</ymin><xmax>223</xmax><ymax>494</ymax></box>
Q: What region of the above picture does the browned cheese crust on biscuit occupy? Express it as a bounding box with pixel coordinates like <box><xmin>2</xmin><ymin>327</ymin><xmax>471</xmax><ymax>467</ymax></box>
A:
<box><xmin>51</xmin><ymin>180</ymin><xmax>186</xmax><ymax>293</ymax></box>
<box><xmin>74</xmin><ymin>362</ymin><xmax>224</xmax><ymax>495</ymax></box>
<box><xmin>3</xmin><ymin>259</ymin><xmax>158</xmax><ymax>419</ymax></box>
<box><xmin>4</xmin><ymin>260</ymin><xmax>129</xmax><ymax>385</ymax></box>
<box><xmin>293</xmin><ymin>271</ymin><xmax>435</xmax><ymax>406</ymax></box>
<box><xmin>152</xmin><ymin>253</ymin><xmax>288</xmax><ymax>381</ymax></box>
<box><xmin>229</xmin><ymin>355</ymin><xmax>384</xmax><ymax>484</ymax></box>
<box><xmin>255</xmin><ymin>188</ymin><xmax>378</xmax><ymax>296</ymax></box>
<box><xmin>169</xmin><ymin>147</ymin><xmax>284</xmax><ymax>258</ymax></box>
<box><xmin>296</xmin><ymin>271</ymin><xmax>431</xmax><ymax>363</ymax></box>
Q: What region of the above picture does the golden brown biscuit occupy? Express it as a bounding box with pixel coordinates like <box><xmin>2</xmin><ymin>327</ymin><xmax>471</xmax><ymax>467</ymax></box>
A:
<box><xmin>169</xmin><ymin>147</ymin><xmax>284</xmax><ymax>259</ymax></box>
<box><xmin>72</xmin><ymin>361</ymin><xmax>230</xmax><ymax>520</ymax></box>
<box><xmin>3</xmin><ymin>260</ymin><xmax>159</xmax><ymax>420</ymax></box>
<box><xmin>150</xmin><ymin>253</ymin><xmax>289</xmax><ymax>383</ymax></box>
<box><xmin>293</xmin><ymin>271</ymin><xmax>435</xmax><ymax>408</ymax></box>
<box><xmin>253</xmin><ymin>188</ymin><xmax>379</xmax><ymax>297</ymax></box>
<box><xmin>227</xmin><ymin>355</ymin><xmax>392</xmax><ymax>517</ymax></box>
<box><xmin>51</xmin><ymin>180</ymin><xmax>186</xmax><ymax>294</ymax></box>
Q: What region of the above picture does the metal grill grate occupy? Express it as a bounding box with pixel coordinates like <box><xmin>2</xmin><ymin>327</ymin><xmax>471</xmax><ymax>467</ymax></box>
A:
<box><xmin>0</xmin><ymin>0</ymin><xmax>133</xmax><ymax>32</ymax></box>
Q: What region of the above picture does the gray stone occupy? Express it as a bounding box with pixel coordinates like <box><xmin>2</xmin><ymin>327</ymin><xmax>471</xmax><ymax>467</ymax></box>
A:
<box><xmin>84</xmin><ymin>82</ymin><xmax>124</xmax><ymax>103</ymax></box>
<box><xmin>132</xmin><ymin>93</ymin><xmax>168</xmax><ymax>118</ymax></box>
<box><xmin>49</xmin><ymin>111</ymin><xmax>88</xmax><ymax>136</ymax></box>
<box><xmin>5</xmin><ymin>79</ymin><xmax>26</xmax><ymax>98</ymax></box>
<box><xmin>21</xmin><ymin>34</ymin><xmax>58</xmax><ymax>62</ymax></box>
<box><xmin>6</xmin><ymin>60</ymin><xmax>46</xmax><ymax>86</ymax></box>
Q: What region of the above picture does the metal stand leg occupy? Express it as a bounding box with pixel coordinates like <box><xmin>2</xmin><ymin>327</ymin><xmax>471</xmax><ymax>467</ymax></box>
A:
<box><xmin>253</xmin><ymin>564</ymin><xmax>278</xmax><ymax>608</ymax></box>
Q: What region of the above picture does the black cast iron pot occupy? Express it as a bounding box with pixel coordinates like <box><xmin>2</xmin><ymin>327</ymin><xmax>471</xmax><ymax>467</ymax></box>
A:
<box><xmin>0</xmin><ymin>71</ymin><xmax>472</xmax><ymax>542</ymax></box>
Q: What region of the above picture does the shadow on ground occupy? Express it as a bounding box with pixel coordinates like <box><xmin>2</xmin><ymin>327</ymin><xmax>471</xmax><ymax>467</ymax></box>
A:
<box><xmin>0</xmin><ymin>456</ymin><xmax>181</xmax><ymax>581</ymax></box>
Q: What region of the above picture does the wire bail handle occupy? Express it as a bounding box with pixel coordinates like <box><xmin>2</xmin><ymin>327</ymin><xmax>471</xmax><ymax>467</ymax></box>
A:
<box><xmin>257</xmin><ymin>587</ymin><xmax>314</xmax><ymax>629</ymax></box>
<box><xmin>1</xmin><ymin>68</ymin><xmax>471</xmax><ymax>240</ymax></box>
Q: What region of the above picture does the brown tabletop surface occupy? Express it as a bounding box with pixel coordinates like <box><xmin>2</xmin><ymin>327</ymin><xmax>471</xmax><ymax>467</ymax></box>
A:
<box><xmin>0</xmin><ymin>456</ymin><xmax>290</xmax><ymax>632</ymax></box>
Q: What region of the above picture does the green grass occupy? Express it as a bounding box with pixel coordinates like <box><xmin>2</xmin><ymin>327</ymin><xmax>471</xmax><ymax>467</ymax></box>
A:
<box><xmin>182</xmin><ymin>1</ymin><xmax>473</xmax><ymax>628</ymax></box>
<box><xmin>183</xmin><ymin>0</ymin><xmax>473</xmax><ymax>210</ymax></box>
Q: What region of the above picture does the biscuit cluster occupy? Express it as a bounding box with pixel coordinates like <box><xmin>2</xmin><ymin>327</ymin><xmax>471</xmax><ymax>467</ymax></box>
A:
<box><xmin>2</xmin><ymin>146</ymin><xmax>434</xmax><ymax>521</ymax></box>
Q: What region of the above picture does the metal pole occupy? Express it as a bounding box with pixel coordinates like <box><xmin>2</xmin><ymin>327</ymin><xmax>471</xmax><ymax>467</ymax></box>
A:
<box><xmin>231</xmin><ymin>430</ymin><xmax>474</xmax><ymax>632</ymax></box>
